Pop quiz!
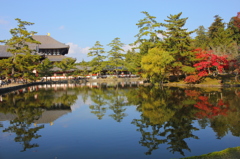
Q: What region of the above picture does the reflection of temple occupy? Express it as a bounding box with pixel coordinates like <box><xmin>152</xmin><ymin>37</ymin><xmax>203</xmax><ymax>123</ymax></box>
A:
<box><xmin>0</xmin><ymin>108</ymin><xmax>71</xmax><ymax>126</ymax></box>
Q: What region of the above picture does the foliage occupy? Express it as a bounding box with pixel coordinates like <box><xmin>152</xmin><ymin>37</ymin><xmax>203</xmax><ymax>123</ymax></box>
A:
<box><xmin>134</xmin><ymin>11</ymin><xmax>162</xmax><ymax>55</ymax></box>
<box><xmin>193</xmin><ymin>48</ymin><xmax>229</xmax><ymax>77</ymax></box>
<box><xmin>124</xmin><ymin>49</ymin><xmax>142</xmax><ymax>75</ymax></box>
<box><xmin>160</xmin><ymin>12</ymin><xmax>196</xmax><ymax>76</ymax></box>
<box><xmin>194</xmin><ymin>25</ymin><xmax>209</xmax><ymax>50</ymax></box>
<box><xmin>55</xmin><ymin>57</ymin><xmax>76</xmax><ymax>77</ymax></box>
<box><xmin>208</xmin><ymin>15</ymin><xmax>236</xmax><ymax>56</ymax></box>
<box><xmin>107</xmin><ymin>37</ymin><xmax>125</xmax><ymax>74</ymax></box>
<box><xmin>0</xmin><ymin>58</ymin><xmax>13</xmax><ymax>77</ymax></box>
<box><xmin>0</xmin><ymin>18</ymin><xmax>40</xmax><ymax>77</ymax></box>
<box><xmin>184</xmin><ymin>75</ymin><xmax>200</xmax><ymax>84</ymax></box>
<box><xmin>37</xmin><ymin>58</ymin><xmax>53</xmax><ymax>79</ymax></box>
<box><xmin>88</xmin><ymin>41</ymin><xmax>106</xmax><ymax>74</ymax></box>
<box><xmin>141</xmin><ymin>47</ymin><xmax>174</xmax><ymax>84</ymax></box>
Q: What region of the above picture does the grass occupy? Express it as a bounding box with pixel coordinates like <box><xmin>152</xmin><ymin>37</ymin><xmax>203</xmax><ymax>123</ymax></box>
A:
<box><xmin>182</xmin><ymin>147</ymin><xmax>240</xmax><ymax>159</ymax></box>
<box><xmin>168</xmin><ymin>74</ymin><xmax>240</xmax><ymax>86</ymax></box>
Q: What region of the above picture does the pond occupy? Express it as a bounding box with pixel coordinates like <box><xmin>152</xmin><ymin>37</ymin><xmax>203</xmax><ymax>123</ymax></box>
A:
<box><xmin>0</xmin><ymin>82</ymin><xmax>240</xmax><ymax>159</ymax></box>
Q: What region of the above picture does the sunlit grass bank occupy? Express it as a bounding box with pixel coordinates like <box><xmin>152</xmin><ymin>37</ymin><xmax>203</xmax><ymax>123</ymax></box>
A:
<box><xmin>182</xmin><ymin>147</ymin><xmax>240</xmax><ymax>159</ymax></box>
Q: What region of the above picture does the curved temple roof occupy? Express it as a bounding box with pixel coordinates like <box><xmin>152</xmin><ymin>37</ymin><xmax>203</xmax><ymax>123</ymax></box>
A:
<box><xmin>32</xmin><ymin>35</ymin><xmax>69</xmax><ymax>49</ymax></box>
<box><xmin>0</xmin><ymin>35</ymin><xmax>70</xmax><ymax>58</ymax></box>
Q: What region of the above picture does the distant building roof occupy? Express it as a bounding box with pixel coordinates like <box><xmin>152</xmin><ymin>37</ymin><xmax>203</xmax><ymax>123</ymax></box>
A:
<box><xmin>46</xmin><ymin>55</ymin><xmax>69</xmax><ymax>62</ymax></box>
<box><xmin>0</xmin><ymin>45</ymin><xmax>12</xmax><ymax>57</ymax></box>
<box><xmin>32</xmin><ymin>35</ymin><xmax>69</xmax><ymax>49</ymax></box>
<box><xmin>0</xmin><ymin>35</ymin><xmax>70</xmax><ymax>59</ymax></box>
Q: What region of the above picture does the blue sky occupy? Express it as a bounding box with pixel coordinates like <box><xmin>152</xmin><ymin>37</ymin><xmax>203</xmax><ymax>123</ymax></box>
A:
<box><xmin>0</xmin><ymin>0</ymin><xmax>239</xmax><ymax>62</ymax></box>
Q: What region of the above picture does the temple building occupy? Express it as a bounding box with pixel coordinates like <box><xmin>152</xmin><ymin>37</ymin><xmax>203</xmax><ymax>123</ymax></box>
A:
<box><xmin>0</xmin><ymin>34</ymin><xmax>70</xmax><ymax>62</ymax></box>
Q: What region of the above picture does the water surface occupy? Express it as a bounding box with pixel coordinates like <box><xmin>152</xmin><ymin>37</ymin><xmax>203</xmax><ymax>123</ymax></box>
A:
<box><xmin>0</xmin><ymin>82</ymin><xmax>240</xmax><ymax>159</ymax></box>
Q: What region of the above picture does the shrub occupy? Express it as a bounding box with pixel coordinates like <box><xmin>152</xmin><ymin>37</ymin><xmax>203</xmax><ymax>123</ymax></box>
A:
<box><xmin>184</xmin><ymin>75</ymin><xmax>200</xmax><ymax>84</ymax></box>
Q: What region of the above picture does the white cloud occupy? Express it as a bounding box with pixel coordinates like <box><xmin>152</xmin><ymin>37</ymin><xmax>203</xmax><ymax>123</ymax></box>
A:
<box><xmin>58</xmin><ymin>25</ymin><xmax>65</xmax><ymax>30</ymax></box>
<box><xmin>122</xmin><ymin>44</ymin><xmax>135</xmax><ymax>52</ymax></box>
<box><xmin>66</xmin><ymin>42</ymin><xmax>92</xmax><ymax>62</ymax></box>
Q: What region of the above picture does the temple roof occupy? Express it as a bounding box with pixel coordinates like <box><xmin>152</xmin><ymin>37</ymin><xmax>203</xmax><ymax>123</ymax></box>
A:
<box><xmin>46</xmin><ymin>55</ymin><xmax>69</xmax><ymax>62</ymax></box>
<box><xmin>0</xmin><ymin>45</ymin><xmax>12</xmax><ymax>57</ymax></box>
<box><xmin>32</xmin><ymin>35</ymin><xmax>69</xmax><ymax>49</ymax></box>
<box><xmin>0</xmin><ymin>35</ymin><xmax>69</xmax><ymax>58</ymax></box>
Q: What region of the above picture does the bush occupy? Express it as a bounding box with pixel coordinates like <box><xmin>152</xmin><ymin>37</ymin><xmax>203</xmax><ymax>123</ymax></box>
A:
<box><xmin>184</xmin><ymin>75</ymin><xmax>200</xmax><ymax>84</ymax></box>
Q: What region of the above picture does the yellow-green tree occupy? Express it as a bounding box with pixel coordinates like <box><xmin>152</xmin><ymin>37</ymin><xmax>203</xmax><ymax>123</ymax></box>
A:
<box><xmin>141</xmin><ymin>48</ymin><xmax>174</xmax><ymax>84</ymax></box>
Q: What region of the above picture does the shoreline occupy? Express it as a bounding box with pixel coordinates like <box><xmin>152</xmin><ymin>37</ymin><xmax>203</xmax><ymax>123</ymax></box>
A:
<box><xmin>1</xmin><ymin>78</ymin><xmax>240</xmax><ymax>95</ymax></box>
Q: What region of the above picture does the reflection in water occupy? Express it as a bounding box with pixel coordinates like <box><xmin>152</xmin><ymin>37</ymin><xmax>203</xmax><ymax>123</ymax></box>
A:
<box><xmin>0</xmin><ymin>85</ymin><xmax>75</xmax><ymax>151</ymax></box>
<box><xmin>0</xmin><ymin>82</ymin><xmax>240</xmax><ymax>157</ymax></box>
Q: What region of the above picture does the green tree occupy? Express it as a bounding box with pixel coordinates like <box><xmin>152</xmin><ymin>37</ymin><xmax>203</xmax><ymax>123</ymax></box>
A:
<box><xmin>227</xmin><ymin>14</ymin><xmax>240</xmax><ymax>55</ymax></box>
<box><xmin>37</xmin><ymin>58</ymin><xmax>53</xmax><ymax>81</ymax></box>
<box><xmin>88</xmin><ymin>41</ymin><xmax>106</xmax><ymax>75</ymax></box>
<box><xmin>0</xmin><ymin>58</ymin><xmax>13</xmax><ymax>78</ymax></box>
<box><xmin>14</xmin><ymin>53</ymin><xmax>41</xmax><ymax>82</ymax></box>
<box><xmin>107</xmin><ymin>37</ymin><xmax>125</xmax><ymax>75</ymax></box>
<box><xmin>134</xmin><ymin>11</ymin><xmax>162</xmax><ymax>55</ymax></box>
<box><xmin>125</xmin><ymin>49</ymin><xmax>142</xmax><ymax>75</ymax></box>
<box><xmin>141</xmin><ymin>47</ymin><xmax>174</xmax><ymax>84</ymax></box>
<box><xmin>194</xmin><ymin>25</ymin><xmax>209</xmax><ymax>50</ymax></box>
<box><xmin>161</xmin><ymin>12</ymin><xmax>196</xmax><ymax>78</ymax></box>
<box><xmin>0</xmin><ymin>18</ymin><xmax>40</xmax><ymax>78</ymax></box>
<box><xmin>55</xmin><ymin>57</ymin><xmax>77</xmax><ymax>80</ymax></box>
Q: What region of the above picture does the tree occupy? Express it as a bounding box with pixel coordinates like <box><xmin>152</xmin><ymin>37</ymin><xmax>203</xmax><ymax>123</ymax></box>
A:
<box><xmin>207</xmin><ymin>15</ymin><xmax>235</xmax><ymax>56</ymax></box>
<box><xmin>193</xmin><ymin>48</ymin><xmax>229</xmax><ymax>77</ymax></box>
<box><xmin>141</xmin><ymin>47</ymin><xmax>174</xmax><ymax>84</ymax></box>
<box><xmin>88</xmin><ymin>41</ymin><xmax>106</xmax><ymax>75</ymax></box>
<box><xmin>227</xmin><ymin>13</ymin><xmax>240</xmax><ymax>55</ymax></box>
<box><xmin>0</xmin><ymin>18</ymin><xmax>40</xmax><ymax>78</ymax></box>
<box><xmin>134</xmin><ymin>11</ymin><xmax>162</xmax><ymax>55</ymax></box>
<box><xmin>37</xmin><ymin>58</ymin><xmax>53</xmax><ymax>81</ymax></box>
<box><xmin>160</xmin><ymin>12</ymin><xmax>196</xmax><ymax>78</ymax></box>
<box><xmin>107</xmin><ymin>37</ymin><xmax>125</xmax><ymax>75</ymax></box>
<box><xmin>0</xmin><ymin>58</ymin><xmax>13</xmax><ymax>78</ymax></box>
<box><xmin>14</xmin><ymin>53</ymin><xmax>41</xmax><ymax>82</ymax></box>
<box><xmin>125</xmin><ymin>49</ymin><xmax>142</xmax><ymax>75</ymax></box>
<box><xmin>55</xmin><ymin>57</ymin><xmax>77</xmax><ymax>79</ymax></box>
<box><xmin>194</xmin><ymin>25</ymin><xmax>209</xmax><ymax>50</ymax></box>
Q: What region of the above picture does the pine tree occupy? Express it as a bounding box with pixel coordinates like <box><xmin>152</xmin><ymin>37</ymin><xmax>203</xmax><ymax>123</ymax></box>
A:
<box><xmin>55</xmin><ymin>57</ymin><xmax>76</xmax><ymax>79</ymax></box>
<box><xmin>1</xmin><ymin>18</ymin><xmax>40</xmax><ymax>77</ymax></box>
<box><xmin>88</xmin><ymin>41</ymin><xmax>106</xmax><ymax>75</ymax></box>
<box><xmin>134</xmin><ymin>11</ymin><xmax>162</xmax><ymax>56</ymax></box>
<box><xmin>228</xmin><ymin>13</ymin><xmax>240</xmax><ymax>51</ymax></box>
<box><xmin>37</xmin><ymin>58</ymin><xmax>53</xmax><ymax>81</ymax></box>
<box><xmin>194</xmin><ymin>25</ymin><xmax>209</xmax><ymax>50</ymax></box>
<box><xmin>208</xmin><ymin>15</ymin><xmax>237</xmax><ymax>56</ymax></box>
<box><xmin>107</xmin><ymin>37</ymin><xmax>125</xmax><ymax>75</ymax></box>
<box><xmin>161</xmin><ymin>12</ymin><xmax>196</xmax><ymax>78</ymax></box>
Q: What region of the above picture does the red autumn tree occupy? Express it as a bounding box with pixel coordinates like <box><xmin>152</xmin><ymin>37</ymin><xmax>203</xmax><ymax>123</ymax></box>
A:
<box><xmin>193</xmin><ymin>48</ymin><xmax>229</xmax><ymax>77</ymax></box>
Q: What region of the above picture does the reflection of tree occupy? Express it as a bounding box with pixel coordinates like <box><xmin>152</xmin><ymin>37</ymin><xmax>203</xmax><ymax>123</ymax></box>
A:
<box><xmin>131</xmin><ymin>87</ymin><xmax>199</xmax><ymax>156</ymax></box>
<box><xmin>3</xmin><ymin>108</ymin><xmax>44</xmax><ymax>151</ymax></box>
<box><xmin>0</xmin><ymin>85</ymin><xmax>78</xmax><ymax>152</ymax></box>
<box><xmin>107</xmin><ymin>88</ymin><xmax>128</xmax><ymax>122</ymax></box>
<box><xmin>0</xmin><ymin>92</ymin><xmax>45</xmax><ymax>151</ymax></box>
<box><xmin>185</xmin><ymin>88</ymin><xmax>240</xmax><ymax>139</ymax></box>
<box><xmin>89</xmin><ymin>88</ymin><xmax>108</xmax><ymax>120</ymax></box>
<box><xmin>88</xmin><ymin>85</ymin><xmax>130</xmax><ymax>122</ymax></box>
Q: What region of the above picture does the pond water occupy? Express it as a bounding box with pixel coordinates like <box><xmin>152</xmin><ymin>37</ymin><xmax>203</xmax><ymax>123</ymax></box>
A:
<box><xmin>0</xmin><ymin>82</ymin><xmax>240</xmax><ymax>159</ymax></box>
